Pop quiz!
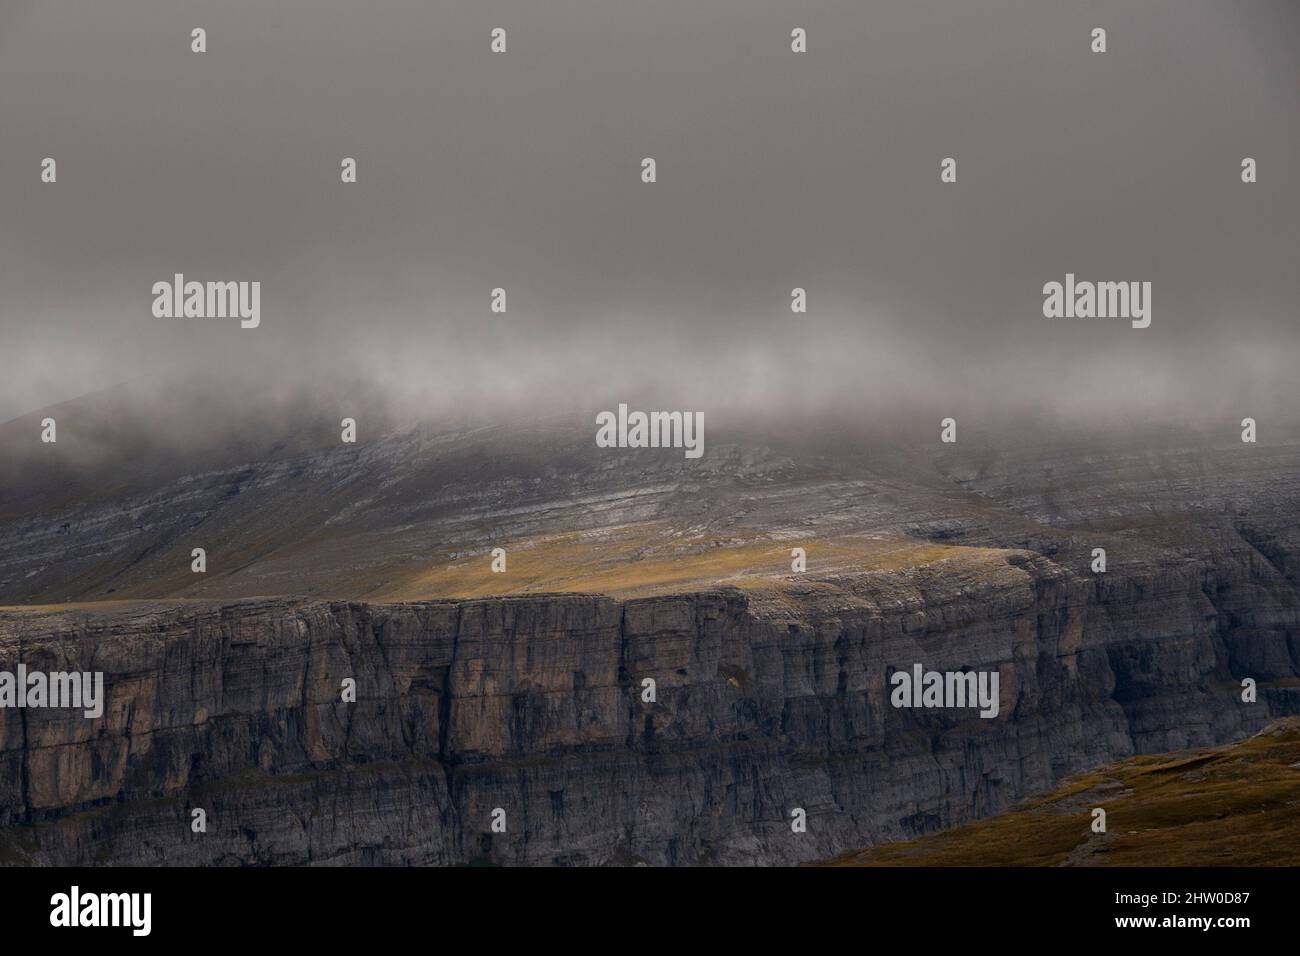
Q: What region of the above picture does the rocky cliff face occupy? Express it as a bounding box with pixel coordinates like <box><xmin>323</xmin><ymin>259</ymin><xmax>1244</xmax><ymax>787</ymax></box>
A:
<box><xmin>4</xmin><ymin>538</ymin><xmax>1297</xmax><ymax>866</ymax></box>
<box><xmin>3</xmin><ymin>402</ymin><xmax>1298</xmax><ymax>864</ymax></box>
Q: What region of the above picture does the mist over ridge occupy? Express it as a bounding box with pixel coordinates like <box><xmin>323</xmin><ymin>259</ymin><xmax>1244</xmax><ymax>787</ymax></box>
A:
<box><xmin>2</xmin><ymin>0</ymin><xmax>1297</xmax><ymax>433</ymax></box>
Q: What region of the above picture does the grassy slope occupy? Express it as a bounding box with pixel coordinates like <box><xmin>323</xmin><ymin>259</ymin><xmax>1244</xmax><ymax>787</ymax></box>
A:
<box><xmin>372</xmin><ymin>527</ymin><xmax>1003</xmax><ymax>600</ymax></box>
<box><xmin>823</xmin><ymin>718</ymin><xmax>1300</xmax><ymax>867</ymax></box>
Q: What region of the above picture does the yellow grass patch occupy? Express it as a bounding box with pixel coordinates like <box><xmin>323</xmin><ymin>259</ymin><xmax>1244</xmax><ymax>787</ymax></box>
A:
<box><xmin>375</xmin><ymin>526</ymin><xmax>999</xmax><ymax>600</ymax></box>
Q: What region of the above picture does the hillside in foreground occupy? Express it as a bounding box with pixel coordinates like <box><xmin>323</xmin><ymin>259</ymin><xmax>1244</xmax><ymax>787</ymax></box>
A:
<box><xmin>824</xmin><ymin>718</ymin><xmax>1300</xmax><ymax>867</ymax></box>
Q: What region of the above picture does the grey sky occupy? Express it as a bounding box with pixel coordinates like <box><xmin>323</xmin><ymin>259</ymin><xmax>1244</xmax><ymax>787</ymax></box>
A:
<box><xmin>2</xmin><ymin>0</ymin><xmax>1297</xmax><ymax>426</ymax></box>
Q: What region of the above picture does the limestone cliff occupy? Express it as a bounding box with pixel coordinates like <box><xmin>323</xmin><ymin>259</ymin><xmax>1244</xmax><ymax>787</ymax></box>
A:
<box><xmin>3</xmin><ymin>541</ymin><xmax>1297</xmax><ymax>865</ymax></box>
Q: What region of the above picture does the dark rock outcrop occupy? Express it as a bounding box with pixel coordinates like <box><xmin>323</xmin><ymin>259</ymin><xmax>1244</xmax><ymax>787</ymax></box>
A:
<box><xmin>3</xmin><ymin>540</ymin><xmax>1297</xmax><ymax>866</ymax></box>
